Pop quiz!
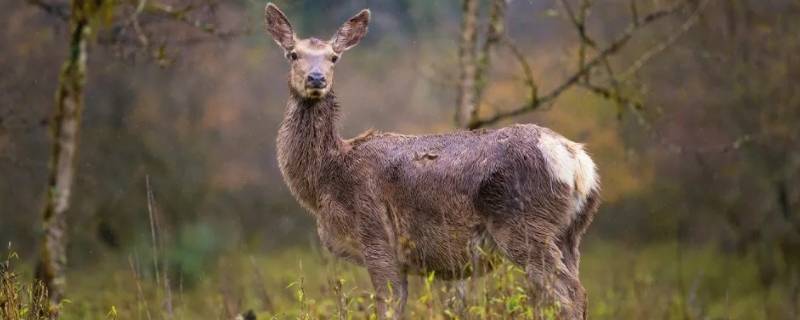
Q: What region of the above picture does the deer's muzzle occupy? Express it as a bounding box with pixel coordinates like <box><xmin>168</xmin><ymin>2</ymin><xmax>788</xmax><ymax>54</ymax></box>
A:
<box><xmin>306</xmin><ymin>72</ymin><xmax>327</xmax><ymax>89</ymax></box>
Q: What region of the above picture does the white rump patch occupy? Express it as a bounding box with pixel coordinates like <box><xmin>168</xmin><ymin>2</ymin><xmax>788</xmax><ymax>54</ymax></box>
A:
<box><xmin>538</xmin><ymin>134</ymin><xmax>577</xmax><ymax>187</ymax></box>
<box><xmin>537</xmin><ymin>133</ymin><xmax>599</xmax><ymax>215</ymax></box>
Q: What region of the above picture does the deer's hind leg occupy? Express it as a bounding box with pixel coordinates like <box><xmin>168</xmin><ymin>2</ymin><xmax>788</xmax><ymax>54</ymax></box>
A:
<box><xmin>487</xmin><ymin>215</ymin><xmax>586</xmax><ymax>320</ymax></box>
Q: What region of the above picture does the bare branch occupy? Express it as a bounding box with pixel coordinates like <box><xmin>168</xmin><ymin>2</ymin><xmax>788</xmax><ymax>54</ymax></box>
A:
<box><xmin>144</xmin><ymin>1</ymin><xmax>221</xmax><ymax>36</ymax></box>
<box><xmin>658</xmin><ymin>132</ymin><xmax>761</xmax><ymax>155</ymax></box>
<box><xmin>27</xmin><ymin>0</ymin><xmax>69</xmax><ymax>21</ymax></box>
<box><xmin>621</xmin><ymin>0</ymin><xmax>708</xmax><ymax>79</ymax></box>
<box><xmin>577</xmin><ymin>0</ymin><xmax>593</xmax><ymax>75</ymax></box>
<box><xmin>629</xmin><ymin>0</ymin><xmax>640</xmax><ymax>26</ymax></box>
<box><xmin>502</xmin><ymin>36</ymin><xmax>538</xmax><ymax>104</ymax></box>
<box><xmin>560</xmin><ymin>0</ymin><xmax>625</xmax><ymax>112</ymax></box>
<box><xmin>469</xmin><ymin>1</ymin><xmax>695</xmax><ymax>129</ymax></box>
<box><xmin>29</xmin><ymin>0</ymin><xmax>247</xmax><ymax>53</ymax></box>
<box><xmin>582</xmin><ymin>80</ymin><xmax>656</xmax><ymax>132</ymax></box>
<box><xmin>134</xmin><ymin>0</ymin><xmax>150</xmax><ymax>45</ymax></box>
<box><xmin>559</xmin><ymin>0</ymin><xmax>595</xmax><ymax>76</ymax></box>
<box><xmin>108</xmin><ymin>0</ymin><xmax>249</xmax><ymax>65</ymax></box>
<box><xmin>577</xmin><ymin>81</ymin><xmax>646</xmax><ymax>123</ymax></box>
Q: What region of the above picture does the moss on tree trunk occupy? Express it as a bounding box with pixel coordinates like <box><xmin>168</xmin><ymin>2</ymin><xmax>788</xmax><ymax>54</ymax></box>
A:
<box><xmin>36</xmin><ymin>0</ymin><xmax>94</xmax><ymax>308</ymax></box>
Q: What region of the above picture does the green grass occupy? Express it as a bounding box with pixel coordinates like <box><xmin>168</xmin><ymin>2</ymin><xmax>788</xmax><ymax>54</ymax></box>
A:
<box><xmin>2</xmin><ymin>242</ymin><xmax>795</xmax><ymax>319</ymax></box>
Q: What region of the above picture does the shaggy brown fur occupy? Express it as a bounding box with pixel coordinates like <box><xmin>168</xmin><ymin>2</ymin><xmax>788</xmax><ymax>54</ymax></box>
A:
<box><xmin>266</xmin><ymin>3</ymin><xmax>601</xmax><ymax>319</ymax></box>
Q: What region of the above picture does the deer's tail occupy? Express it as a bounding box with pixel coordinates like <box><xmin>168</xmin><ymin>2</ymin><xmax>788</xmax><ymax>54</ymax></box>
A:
<box><xmin>561</xmin><ymin>146</ymin><xmax>601</xmax><ymax>274</ymax></box>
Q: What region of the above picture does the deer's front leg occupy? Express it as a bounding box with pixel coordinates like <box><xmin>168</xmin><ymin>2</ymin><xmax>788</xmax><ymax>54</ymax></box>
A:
<box><xmin>358</xmin><ymin>213</ymin><xmax>407</xmax><ymax>319</ymax></box>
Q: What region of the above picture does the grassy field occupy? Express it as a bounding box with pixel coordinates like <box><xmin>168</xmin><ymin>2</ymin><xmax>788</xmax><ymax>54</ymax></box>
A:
<box><xmin>1</xmin><ymin>241</ymin><xmax>793</xmax><ymax>319</ymax></box>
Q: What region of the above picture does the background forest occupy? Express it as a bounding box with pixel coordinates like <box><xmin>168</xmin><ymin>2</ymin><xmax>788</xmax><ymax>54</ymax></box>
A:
<box><xmin>1</xmin><ymin>0</ymin><xmax>799</xmax><ymax>319</ymax></box>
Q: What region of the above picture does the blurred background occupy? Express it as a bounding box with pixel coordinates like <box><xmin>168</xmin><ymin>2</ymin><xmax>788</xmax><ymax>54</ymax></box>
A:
<box><xmin>1</xmin><ymin>0</ymin><xmax>799</xmax><ymax>319</ymax></box>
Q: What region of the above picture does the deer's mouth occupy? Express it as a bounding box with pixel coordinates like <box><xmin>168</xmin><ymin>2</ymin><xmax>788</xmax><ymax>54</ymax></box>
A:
<box><xmin>304</xmin><ymin>87</ymin><xmax>328</xmax><ymax>98</ymax></box>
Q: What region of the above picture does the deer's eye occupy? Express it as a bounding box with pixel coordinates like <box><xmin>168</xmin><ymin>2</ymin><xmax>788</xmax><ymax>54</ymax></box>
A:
<box><xmin>330</xmin><ymin>55</ymin><xmax>339</xmax><ymax>63</ymax></box>
<box><xmin>287</xmin><ymin>52</ymin><xmax>298</xmax><ymax>61</ymax></box>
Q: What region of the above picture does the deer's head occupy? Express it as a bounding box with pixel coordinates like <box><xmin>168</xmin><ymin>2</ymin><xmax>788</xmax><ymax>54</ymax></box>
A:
<box><xmin>265</xmin><ymin>3</ymin><xmax>370</xmax><ymax>100</ymax></box>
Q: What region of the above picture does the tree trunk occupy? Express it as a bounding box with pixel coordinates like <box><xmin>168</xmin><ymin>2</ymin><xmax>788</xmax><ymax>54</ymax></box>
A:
<box><xmin>456</xmin><ymin>0</ymin><xmax>479</xmax><ymax>128</ymax></box>
<box><xmin>474</xmin><ymin>0</ymin><xmax>506</xmax><ymax>106</ymax></box>
<box><xmin>36</xmin><ymin>0</ymin><xmax>92</xmax><ymax>306</ymax></box>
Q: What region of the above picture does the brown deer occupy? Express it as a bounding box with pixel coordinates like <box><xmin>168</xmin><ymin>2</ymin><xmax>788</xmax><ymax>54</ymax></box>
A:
<box><xmin>265</xmin><ymin>3</ymin><xmax>600</xmax><ymax>319</ymax></box>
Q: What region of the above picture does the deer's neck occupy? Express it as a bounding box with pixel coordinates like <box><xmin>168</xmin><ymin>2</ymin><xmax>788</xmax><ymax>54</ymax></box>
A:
<box><xmin>276</xmin><ymin>92</ymin><xmax>344</xmax><ymax>210</ymax></box>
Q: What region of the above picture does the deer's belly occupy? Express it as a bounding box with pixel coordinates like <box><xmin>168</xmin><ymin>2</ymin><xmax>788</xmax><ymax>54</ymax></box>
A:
<box><xmin>315</xmin><ymin>204</ymin><xmax>500</xmax><ymax>279</ymax></box>
<box><xmin>400</xmin><ymin>224</ymin><xmax>499</xmax><ymax>280</ymax></box>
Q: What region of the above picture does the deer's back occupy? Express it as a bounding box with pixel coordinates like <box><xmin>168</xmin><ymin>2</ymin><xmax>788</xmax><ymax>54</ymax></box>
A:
<box><xmin>351</xmin><ymin>124</ymin><xmax>554</xmax><ymax>194</ymax></box>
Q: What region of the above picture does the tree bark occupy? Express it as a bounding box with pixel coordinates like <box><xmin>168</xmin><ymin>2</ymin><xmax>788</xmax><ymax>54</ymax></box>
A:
<box><xmin>456</xmin><ymin>0</ymin><xmax>479</xmax><ymax>128</ymax></box>
<box><xmin>474</xmin><ymin>0</ymin><xmax>506</xmax><ymax>107</ymax></box>
<box><xmin>36</xmin><ymin>0</ymin><xmax>93</xmax><ymax>306</ymax></box>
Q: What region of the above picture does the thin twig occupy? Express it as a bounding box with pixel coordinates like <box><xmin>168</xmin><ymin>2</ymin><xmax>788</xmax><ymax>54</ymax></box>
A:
<box><xmin>598</xmin><ymin>56</ymin><xmax>626</xmax><ymax>117</ymax></box>
<box><xmin>621</xmin><ymin>0</ymin><xmax>709</xmax><ymax>79</ymax></box>
<box><xmin>130</xmin><ymin>0</ymin><xmax>151</xmax><ymax>47</ymax></box>
<box><xmin>629</xmin><ymin>0</ymin><xmax>640</xmax><ymax>26</ymax></box>
<box><xmin>501</xmin><ymin>36</ymin><xmax>538</xmax><ymax>104</ymax></box>
<box><xmin>559</xmin><ymin>0</ymin><xmax>595</xmax><ymax>78</ymax></box>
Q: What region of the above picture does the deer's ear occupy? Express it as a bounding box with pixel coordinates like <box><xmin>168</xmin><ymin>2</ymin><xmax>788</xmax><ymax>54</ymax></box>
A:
<box><xmin>264</xmin><ymin>3</ymin><xmax>295</xmax><ymax>51</ymax></box>
<box><xmin>331</xmin><ymin>9</ymin><xmax>370</xmax><ymax>53</ymax></box>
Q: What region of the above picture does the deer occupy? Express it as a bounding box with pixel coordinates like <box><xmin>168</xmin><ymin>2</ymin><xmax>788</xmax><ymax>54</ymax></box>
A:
<box><xmin>264</xmin><ymin>3</ymin><xmax>600</xmax><ymax>319</ymax></box>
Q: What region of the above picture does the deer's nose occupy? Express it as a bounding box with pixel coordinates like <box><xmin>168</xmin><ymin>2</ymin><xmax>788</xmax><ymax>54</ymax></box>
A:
<box><xmin>306</xmin><ymin>72</ymin><xmax>327</xmax><ymax>89</ymax></box>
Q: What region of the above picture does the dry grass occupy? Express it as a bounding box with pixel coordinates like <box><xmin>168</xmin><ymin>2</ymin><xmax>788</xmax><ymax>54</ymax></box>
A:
<box><xmin>0</xmin><ymin>250</ymin><xmax>56</xmax><ymax>320</ymax></box>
